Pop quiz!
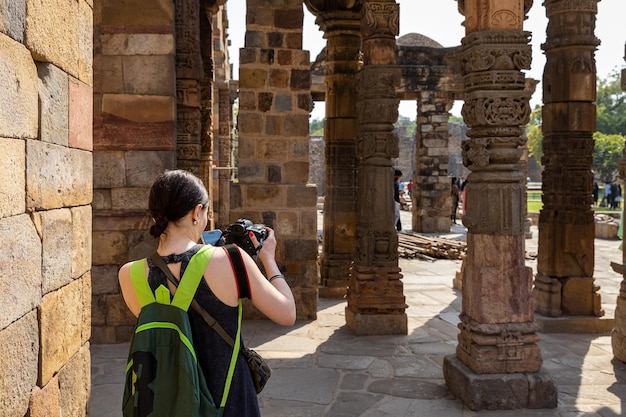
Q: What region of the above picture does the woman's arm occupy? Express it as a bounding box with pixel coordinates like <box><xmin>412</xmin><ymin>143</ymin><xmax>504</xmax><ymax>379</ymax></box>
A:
<box><xmin>118</xmin><ymin>262</ymin><xmax>141</xmax><ymax>317</ymax></box>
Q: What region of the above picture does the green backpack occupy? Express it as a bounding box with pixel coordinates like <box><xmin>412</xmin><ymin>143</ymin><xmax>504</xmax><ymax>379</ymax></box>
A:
<box><xmin>122</xmin><ymin>245</ymin><xmax>241</xmax><ymax>417</ymax></box>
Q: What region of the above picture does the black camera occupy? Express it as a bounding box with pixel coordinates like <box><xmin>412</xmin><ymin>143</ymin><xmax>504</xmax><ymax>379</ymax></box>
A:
<box><xmin>222</xmin><ymin>219</ymin><xmax>267</xmax><ymax>257</ymax></box>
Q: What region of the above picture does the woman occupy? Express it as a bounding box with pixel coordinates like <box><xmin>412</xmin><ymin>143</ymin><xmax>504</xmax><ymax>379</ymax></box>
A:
<box><xmin>118</xmin><ymin>170</ymin><xmax>296</xmax><ymax>416</ymax></box>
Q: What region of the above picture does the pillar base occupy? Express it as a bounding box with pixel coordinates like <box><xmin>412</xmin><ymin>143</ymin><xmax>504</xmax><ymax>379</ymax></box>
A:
<box><xmin>345</xmin><ymin>308</ymin><xmax>407</xmax><ymax>335</ymax></box>
<box><xmin>443</xmin><ymin>355</ymin><xmax>558</xmax><ymax>411</ymax></box>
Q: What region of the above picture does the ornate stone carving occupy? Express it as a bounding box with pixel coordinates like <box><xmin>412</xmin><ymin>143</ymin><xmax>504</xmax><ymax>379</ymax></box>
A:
<box><xmin>534</xmin><ymin>0</ymin><xmax>601</xmax><ymax>317</ymax></box>
<box><xmin>347</xmin><ymin>0</ymin><xmax>407</xmax><ymax>335</ymax></box>
<box><xmin>361</xmin><ymin>2</ymin><xmax>399</xmax><ymax>38</ymax></box>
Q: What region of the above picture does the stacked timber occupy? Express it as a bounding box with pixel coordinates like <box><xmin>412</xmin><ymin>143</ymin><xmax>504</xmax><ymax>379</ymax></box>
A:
<box><xmin>398</xmin><ymin>233</ymin><xmax>466</xmax><ymax>261</ymax></box>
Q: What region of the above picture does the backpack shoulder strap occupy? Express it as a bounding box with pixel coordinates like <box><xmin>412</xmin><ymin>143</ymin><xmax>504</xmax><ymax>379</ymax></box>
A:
<box><xmin>224</xmin><ymin>244</ymin><xmax>251</xmax><ymax>299</ymax></box>
<box><xmin>129</xmin><ymin>259</ymin><xmax>156</xmax><ymax>308</ymax></box>
<box><xmin>171</xmin><ymin>245</ymin><xmax>216</xmax><ymax>311</ymax></box>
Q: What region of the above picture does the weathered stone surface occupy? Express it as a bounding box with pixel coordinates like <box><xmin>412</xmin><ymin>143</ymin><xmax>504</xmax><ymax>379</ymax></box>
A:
<box><xmin>37</xmin><ymin>62</ymin><xmax>69</xmax><ymax>146</ymax></box>
<box><xmin>93</xmin><ymin>151</ymin><xmax>126</xmax><ymax>188</ymax></box>
<box><xmin>0</xmin><ymin>138</ymin><xmax>26</xmax><ymax>218</ymax></box>
<box><xmin>0</xmin><ymin>33</ymin><xmax>38</xmax><ymax>139</ymax></box>
<box><xmin>125</xmin><ymin>150</ymin><xmax>176</xmax><ymax>187</ymax></box>
<box><xmin>58</xmin><ymin>343</ymin><xmax>90</xmax><ymax>417</ymax></box>
<box><xmin>122</xmin><ymin>55</ymin><xmax>175</xmax><ymax>95</ymax></box>
<box><xmin>29</xmin><ymin>376</ymin><xmax>60</xmax><ymax>417</ymax></box>
<box><xmin>93</xmin><ymin>189</ymin><xmax>112</xmax><ymax>210</ymax></box>
<box><xmin>69</xmin><ymin>76</ymin><xmax>93</xmax><ymax>150</ymax></box>
<box><xmin>81</xmin><ymin>272</ymin><xmax>92</xmax><ymax>343</ymax></box>
<box><xmin>111</xmin><ymin>187</ymin><xmax>150</xmax><ymax>210</ymax></box>
<box><xmin>246</xmin><ymin>185</ymin><xmax>284</xmax><ymax>208</ymax></box>
<box><xmin>26</xmin><ymin>141</ymin><xmax>93</xmax><ymax>210</ymax></box>
<box><xmin>25</xmin><ymin>0</ymin><xmax>79</xmax><ymax>78</ymax></box>
<box><xmin>34</xmin><ymin>208</ymin><xmax>73</xmax><ymax>294</ymax></box>
<box><xmin>100</xmin><ymin>0</ymin><xmax>174</xmax><ymax>27</ymax></box>
<box><xmin>284</xmin><ymin>161</ymin><xmax>310</xmax><ymax>183</ymax></box>
<box><xmin>93</xmin><ymin>55</ymin><xmax>123</xmax><ymax>93</ymax></box>
<box><xmin>286</xmin><ymin>184</ymin><xmax>317</xmax><ymax>207</ymax></box>
<box><xmin>92</xmin><ymin>231</ymin><xmax>128</xmax><ymax>265</ymax></box>
<box><xmin>443</xmin><ymin>355</ymin><xmax>557</xmax><ymax>411</ymax></box>
<box><xmin>106</xmin><ymin>293</ymin><xmax>136</xmax><ymax>326</ymax></box>
<box><xmin>92</xmin><ymin>265</ymin><xmax>121</xmax><ymax>295</ymax></box>
<box><xmin>40</xmin><ymin>278</ymin><xmax>84</xmax><ymax>385</ymax></box>
<box><xmin>101</xmin><ymin>94</ymin><xmax>175</xmax><ymax>123</ymax></box>
<box><xmin>77</xmin><ymin>0</ymin><xmax>93</xmax><ymax>84</ymax></box>
<box><xmin>0</xmin><ymin>214</ymin><xmax>41</xmax><ymax>329</ymax></box>
<box><xmin>71</xmin><ymin>205</ymin><xmax>92</xmax><ymax>279</ymax></box>
<box><xmin>101</xmin><ymin>33</ymin><xmax>174</xmax><ymax>55</ymax></box>
<box><xmin>0</xmin><ymin>0</ymin><xmax>25</xmax><ymax>42</ymax></box>
<box><xmin>0</xmin><ymin>311</ymin><xmax>38</xmax><ymax>417</ymax></box>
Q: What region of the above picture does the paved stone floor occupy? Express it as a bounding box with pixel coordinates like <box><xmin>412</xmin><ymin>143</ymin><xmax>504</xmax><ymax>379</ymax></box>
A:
<box><xmin>90</xmin><ymin>213</ymin><xmax>626</xmax><ymax>416</ymax></box>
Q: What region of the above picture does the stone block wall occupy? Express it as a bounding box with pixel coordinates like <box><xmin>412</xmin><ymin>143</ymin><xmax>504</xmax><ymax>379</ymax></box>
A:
<box><xmin>234</xmin><ymin>0</ymin><xmax>318</xmax><ymax>319</ymax></box>
<box><xmin>0</xmin><ymin>1</ymin><xmax>93</xmax><ymax>416</ymax></box>
<box><xmin>92</xmin><ymin>0</ymin><xmax>177</xmax><ymax>343</ymax></box>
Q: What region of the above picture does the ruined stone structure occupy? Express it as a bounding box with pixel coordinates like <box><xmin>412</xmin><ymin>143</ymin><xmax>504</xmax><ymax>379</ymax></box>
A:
<box><xmin>0</xmin><ymin>1</ymin><xmax>93</xmax><ymax>416</ymax></box>
<box><xmin>533</xmin><ymin>0</ymin><xmax>603</xmax><ymax>318</ymax></box>
<box><xmin>442</xmin><ymin>0</ymin><xmax>557</xmax><ymax>410</ymax></box>
<box><xmin>3</xmin><ymin>0</ymin><xmax>625</xmax><ymax>414</ymax></box>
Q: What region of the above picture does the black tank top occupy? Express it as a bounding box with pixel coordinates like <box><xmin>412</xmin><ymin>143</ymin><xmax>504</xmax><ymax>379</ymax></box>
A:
<box><xmin>147</xmin><ymin>244</ymin><xmax>260</xmax><ymax>417</ymax></box>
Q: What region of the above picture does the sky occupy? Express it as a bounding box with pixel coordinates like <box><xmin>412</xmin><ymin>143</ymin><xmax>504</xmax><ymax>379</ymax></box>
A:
<box><xmin>226</xmin><ymin>0</ymin><xmax>626</xmax><ymax>119</ymax></box>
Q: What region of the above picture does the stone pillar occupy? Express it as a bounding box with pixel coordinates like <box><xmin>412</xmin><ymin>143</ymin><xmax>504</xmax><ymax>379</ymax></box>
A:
<box><xmin>235</xmin><ymin>0</ymin><xmax>318</xmax><ymax>319</ymax></box>
<box><xmin>93</xmin><ymin>0</ymin><xmax>178</xmax><ymax>343</ymax></box>
<box><xmin>215</xmin><ymin>83</ymin><xmax>234</xmax><ymax>228</ymax></box>
<box><xmin>533</xmin><ymin>0</ymin><xmax>602</xmax><ymax>317</ymax></box>
<box><xmin>443</xmin><ymin>0</ymin><xmax>557</xmax><ymax>410</ymax></box>
<box><xmin>199</xmin><ymin>3</ymin><xmax>217</xmax><ymax>229</ymax></box>
<box><xmin>314</xmin><ymin>6</ymin><xmax>361</xmax><ymax>298</ymax></box>
<box><xmin>611</xmin><ymin>48</ymin><xmax>626</xmax><ymax>362</ymax></box>
<box><xmin>413</xmin><ymin>89</ymin><xmax>453</xmax><ymax>233</ymax></box>
<box><xmin>346</xmin><ymin>0</ymin><xmax>407</xmax><ymax>335</ymax></box>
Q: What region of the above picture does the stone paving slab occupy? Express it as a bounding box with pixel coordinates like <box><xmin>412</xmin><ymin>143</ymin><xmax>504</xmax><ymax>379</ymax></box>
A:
<box><xmin>90</xmin><ymin>221</ymin><xmax>626</xmax><ymax>416</ymax></box>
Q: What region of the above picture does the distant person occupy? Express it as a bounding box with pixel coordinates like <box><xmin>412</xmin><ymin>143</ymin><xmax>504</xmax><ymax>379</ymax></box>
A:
<box><xmin>593</xmin><ymin>182</ymin><xmax>599</xmax><ymax>206</ymax></box>
<box><xmin>609</xmin><ymin>182</ymin><xmax>618</xmax><ymax>210</ymax></box>
<box><xmin>451</xmin><ymin>176</ymin><xmax>460</xmax><ymax>224</ymax></box>
<box><xmin>407</xmin><ymin>179</ymin><xmax>413</xmax><ymax>197</ymax></box>
<box><xmin>394</xmin><ymin>169</ymin><xmax>402</xmax><ymax>231</ymax></box>
<box><xmin>604</xmin><ymin>182</ymin><xmax>612</xmax><ymax>208</ymax></box>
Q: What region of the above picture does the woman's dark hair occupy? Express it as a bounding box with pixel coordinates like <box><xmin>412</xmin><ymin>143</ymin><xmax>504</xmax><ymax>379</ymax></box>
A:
<box><xmin>148</xmin><ymin>170</ymin><xmax>209</xmax><ymax>237</ymax></box>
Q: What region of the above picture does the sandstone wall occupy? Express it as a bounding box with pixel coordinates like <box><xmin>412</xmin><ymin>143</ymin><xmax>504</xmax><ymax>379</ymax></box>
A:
<box><xmin>92</xmin><ymin>0</ymin><xmax>178</xmax><ymax>343</ymax></box>
<box><xmin>0</xmin><ymin>1</ymin><xmax>93</xmax><ymax>416</ymax></box>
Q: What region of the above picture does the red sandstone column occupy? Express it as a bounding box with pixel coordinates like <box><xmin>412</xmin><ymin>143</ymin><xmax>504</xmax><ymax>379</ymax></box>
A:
<box><xmin>346</xmin><ymin>0</ymin><xmax>407</xmax><ymax>335</ymax></box>
<box><xmin>307</xmin><ymin>3</ymin><xmax>361</xmax><ymax>298</ymax></box>
<box><xmin>443</xmin><ymin>0</ymin><xmax>557</xmax><ymax>410</ymax></box>
<box><xmin>533</xmin><ymin>0</ymin><xmax>603</xmax><ymax>318</ymax></box>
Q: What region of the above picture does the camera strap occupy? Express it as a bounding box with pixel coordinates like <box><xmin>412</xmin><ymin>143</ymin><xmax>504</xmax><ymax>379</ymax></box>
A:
<box><xmin>224</xmin><ymin>244</ymin><xmax>251</xmax><ymax>299</ymax></box>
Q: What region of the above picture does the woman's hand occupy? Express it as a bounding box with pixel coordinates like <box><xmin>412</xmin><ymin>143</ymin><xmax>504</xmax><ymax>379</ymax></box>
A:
<box><xmin>249</xmin><ymin>227</ymin><xmax>276</xmax><ymax>266</ymax></box>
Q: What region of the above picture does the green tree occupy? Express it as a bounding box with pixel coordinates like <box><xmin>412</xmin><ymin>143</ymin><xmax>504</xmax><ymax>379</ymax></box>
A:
<box><xmin>593</xmin><ymin>132</ymin><xmax>625</xmax><ymax>182</ymax></box>
<box><xmin>526</xmin><ymin>104</ymin><xmax>543</xmax><ymax>162</ymax></box>
<box><xmin>596</xmin><ymin>70</ymin><xmax>626</xmax><ymax>135</ymax></box>
<box><xmin>310</xmin><ymin>118</ymin><xmax>324</xmax><ymax>136</ymax></box>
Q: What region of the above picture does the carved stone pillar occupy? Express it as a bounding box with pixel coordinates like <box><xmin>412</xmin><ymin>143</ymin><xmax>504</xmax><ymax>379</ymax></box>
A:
<box><xmin>345</xmin><ymin>0</ymin><xmax>407</xmax><ymax>335</ymax></box>
<box><xmin>215</xmin><ymin>83</ymin><xmax>234</xmax><ymax>228</ymax></box>
<box><xmin>611</xmin><ymin>51</ymin><xmax>626</xmax><ymax>362</ymax></box>
<box><xmin>533</xmin><ymin>0</ymin><xmax>602</xmax><ymax>317</ymax></box>
<box><xmin>313</xmin><ymin>6</ymin><xmax>361</xmax><ymax>298</ymax></box>
<box><xmin>443</xmin><ymin>0</ymin><xmax>557</xmax><ymax>410</ymax></box>
<box><xmin>175</xmin><ymin>0</ymin><xmax>204</xmax><ymax>176</ymax></box>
